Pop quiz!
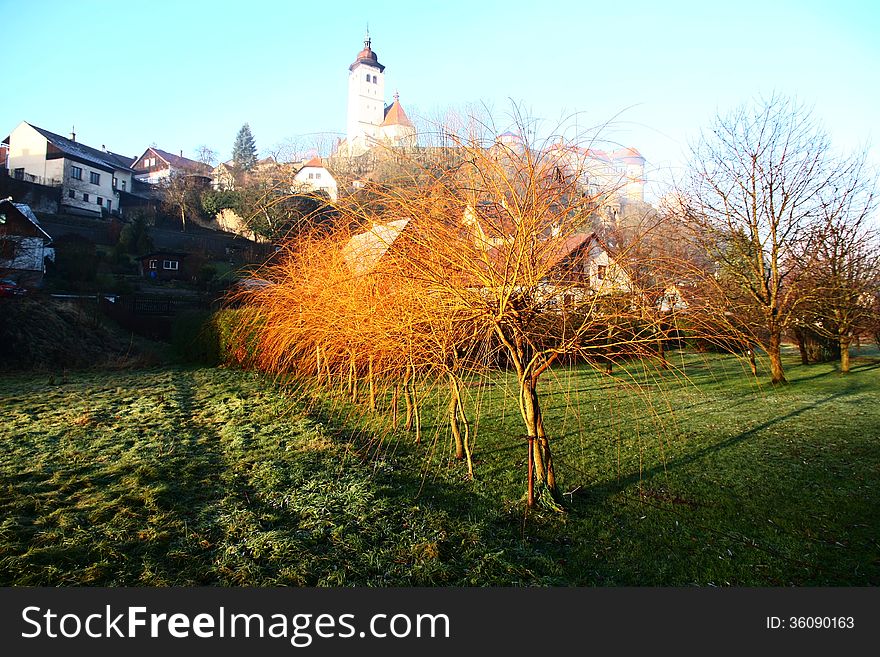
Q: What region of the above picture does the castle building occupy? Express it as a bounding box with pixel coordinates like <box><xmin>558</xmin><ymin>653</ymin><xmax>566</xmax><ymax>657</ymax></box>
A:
<box><xmin>340</xmin><ymin>32</ymin><xmax>416</xmax><ymax>156</ymax></box>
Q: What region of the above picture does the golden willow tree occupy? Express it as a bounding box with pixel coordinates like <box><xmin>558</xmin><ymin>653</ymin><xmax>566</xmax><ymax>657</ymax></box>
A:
<box><xmin>230</xmin><ymin>114</ymin><xmax>732</xmax><ymax>507</ymax></box>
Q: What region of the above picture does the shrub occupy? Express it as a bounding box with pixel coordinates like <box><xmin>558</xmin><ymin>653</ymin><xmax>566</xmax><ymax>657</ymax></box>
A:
<box><xmin>170</xmin><ymin>308</ymin><xmax>257</xmax><ymax>366</ymax></box>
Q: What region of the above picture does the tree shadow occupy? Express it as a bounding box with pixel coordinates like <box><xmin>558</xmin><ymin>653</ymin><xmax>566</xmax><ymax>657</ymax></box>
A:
<box><xmin>571</xmin><ymin>388</ymin><xmax>858</xmax><ymax>506</ymax></box>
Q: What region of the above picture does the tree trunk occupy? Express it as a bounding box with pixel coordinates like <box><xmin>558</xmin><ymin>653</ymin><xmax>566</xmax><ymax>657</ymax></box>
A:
<box><xmin>657</xmin><ymin>330</ymin><xmax>668</xmax><ymax>369</ymax></box>
<box><xmin>403</xmin><ymin>367</ymin><xmax>413</xmax><ymax>431</ymax></box>
<box><xmin>368</xmin><ymin>357</ymin><xmax>377</xmax><ymax>412</ymax></box>
<box><xmin>408</xmin><ymin>362</ymin><xmax>420</xmax><ymax>444</ymax></box>
<box><xmin>840</xmin><ymin>336</ymin><xmax>852</xmax><ymax>373</ymax></box>
<box><xmin>348</xmin><ymin>354</ymin><xmax>358</xmax><ymax>402</ymax></box>
<box><xmin>448</xmin><ymin>374</ymin><xmax>464</xmax><ymax>460</ymax></box>
<box><xmin>605</xmin><ymin>322</ymin><xmax>614</xmax><ymax>374</ymax></box>
<box><xmin>519</xmin><ymin>375</ymin><xmax>557</xmax><ymax>505</ymax></box>
<box><xmin>794</xmin><ymin>329</ymin><xmax>809</xmax><ymax>365</ymax></box>
<box><xmin>768</xmin><ymin>328</ymin><xmax>787</xmax><ymax>384</ymax></box>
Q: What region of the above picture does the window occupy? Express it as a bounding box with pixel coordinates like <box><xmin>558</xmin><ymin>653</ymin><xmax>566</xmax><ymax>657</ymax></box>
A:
<box><xmin>372</xmin><ymin>75</ymin><xmax>377</xmax><ymax>83</ymax></box>
<box><xmin>308</xmin><ymin>172</ymin><xmax>314</xmax><ymax>179</ymax></box>
<box><xmin>71</xmin><ymin>165</ymin><xmax>83</xmax><ymax>180</ymax></box>
<box><xmin>68</xmin><ymin>189</ymin><xmax>75</xmax><ymax>198</ymax></box>
<box><xmin>14</xmin><ymin>168</ymin><xmax>24</xmax><ymax>180</ymax></box>
<box><xmin>148</xmin><ymin>259</ymin><xmax>158</xmax><ymax>270</ymax></box>
<box><xmin>366</xmin><ymin>73</ymin><xmax>370</xmax><ymax>82</ymax></box>
<box><xmin>90</xmin><ymin>171</ymin><xmax>100</xmax><ymax>185</ymax></box>
<box><xmin>596</xmin><ymin>265</ymin><xmax>607</xmax><ymax>280</ymax></box>
<box><xmin>315</xmin><ymin>173</ymin><xmax>321</xmax><ymax>179</ymax></box>
<box><xmin>83</xmin><ymin>193</ymin><xmax>90</xmax><ymax>202</ymax></box>
<box><xmin>163</xmin><ymin>260</ymin><xmax>179</xmax><ymax>271</ymax></box>
<box><xmin>112</xmin><ymin>177</ymin><xmax>118</xmax><ymax>189</ymax></box>
<box><xmin>97</xmin><ymin>197</ymin><xmax>103</xmax><ymax>207</ymax></box>
<box><xmin>121</xmin><ymin>180</ymin><xmax>126</xmax><ymax>191</ymax></box>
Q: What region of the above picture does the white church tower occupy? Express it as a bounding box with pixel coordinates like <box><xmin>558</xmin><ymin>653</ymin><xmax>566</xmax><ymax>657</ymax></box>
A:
<box><xmin>346</xmin><ymin>31</ymin><xmax>386</xmax><ymax>155</ymax></box>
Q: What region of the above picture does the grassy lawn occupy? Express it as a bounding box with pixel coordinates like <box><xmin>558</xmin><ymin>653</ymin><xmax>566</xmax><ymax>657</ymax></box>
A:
<box><xmin>1</xmin><ymin>347</ymin><xmax>878</xmax><ymax>586</ymax></box>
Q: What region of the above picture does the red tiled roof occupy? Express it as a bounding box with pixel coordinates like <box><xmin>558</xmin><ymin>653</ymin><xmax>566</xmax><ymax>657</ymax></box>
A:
<box><xmin>302</xmin><ymin>157</ymin><xmax>324</xmax><ymax>168</ymax></box>
<box><xmin>150</xmin><ymin>148</ymin><xmax>213</xmax><ymax>175</ymax></box>
<box><xmin>611</xmin><ymin>147</ymin><xmax>644</xmax><ymax>162</ymax></box>
<box><xmin>585</xmin><ymin>149</ymin><xmax>610</xmax><ymax>161</ymax></box>
<box><xmin>381</xmin><ymin>99</ymin><xmax>413</xmax><ymax>128</ymax></box>
<box><xmin>544</xmin><ymin>232</ymin><xmax>597</xmax><ymax>269</ymax></box>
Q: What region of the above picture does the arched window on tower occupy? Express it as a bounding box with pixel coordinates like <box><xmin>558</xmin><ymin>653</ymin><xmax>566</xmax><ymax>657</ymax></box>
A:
<box><xmin>365</xmin><ymin>73</ymin><xmax>370</xmax><ymax>82</ymax></box>
<box><xmin>372</xmin><ymin>75</ymin><xmax>377</xmax><ymax>83</ymax></box>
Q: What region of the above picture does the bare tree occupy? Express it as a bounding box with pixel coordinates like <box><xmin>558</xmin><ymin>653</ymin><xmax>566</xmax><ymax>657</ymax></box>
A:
<box><xmin>680</xmin><ymin>95</ymin><xmax>868</xmax><ymax>384</ymax></box>
<box><xmin>195</xmin><ymin>145</ymin><xmax>218</xmax><ymax>167</ymax></box>
<box><xmin>800</xmin><ymin>168</ymin><xmax>878</xmax><ymax>372</ymax></box>
<box><xmin>161</xmin><ymin>172</ymin><xmax>209</xmax><ymax>232</ymax></box>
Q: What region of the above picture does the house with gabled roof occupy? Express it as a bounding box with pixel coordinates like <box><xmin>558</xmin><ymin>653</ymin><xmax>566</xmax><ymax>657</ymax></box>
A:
<box><xmin>132</xmin><ymin>147</ymin><xmax>212</xmax><ymax>185</ymax></box>
<box><xmin>293</xmin><ymin>157</ymin><xmax>339</xmax><ymax>201</ymax></box>
<box><xmin>0</xmin><ymin>198</ymin><xmax>54</xmax><ymax>286</ymax></box>
<box><xmin>3</xmin><ymin>121</ymin><xmax>137</xmax><ymax>218</ymax></box>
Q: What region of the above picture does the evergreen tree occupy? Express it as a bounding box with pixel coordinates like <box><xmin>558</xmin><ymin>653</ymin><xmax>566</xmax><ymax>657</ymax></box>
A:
<box><xmin>232</xmin><ymin>123</ymin><xmax>257</xmax><ymax>171</ymax></box>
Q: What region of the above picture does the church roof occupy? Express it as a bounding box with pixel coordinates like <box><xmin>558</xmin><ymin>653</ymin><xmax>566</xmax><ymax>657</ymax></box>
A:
<box><xmin>381</xmin><ymin>95</ymin><xmax>413</xmax><ymax>128</ymax></box>
<box><xmin>611</xmin><ymin>147</ymin><xmax>645</xmax><ymax>162</ymax></box>
<box><xmin>349</xmin><ymin>33</ymin><xmax>385</xmax><ymax>72</ymax></box>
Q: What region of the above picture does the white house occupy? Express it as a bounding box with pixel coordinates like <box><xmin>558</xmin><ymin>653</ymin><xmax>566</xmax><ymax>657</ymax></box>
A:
<box><xmin>0</xmin><ymin>198</ymin><xmax>54</xmax><ymax>286</ymax></box>
<box><xmin>293</xmin><ymin>158</ymin><xmax>339</xmax><ymax>201</ymax></box>
<box><xmin>3</xmin><ymin>122</ymin><xmax>136</xmax><ymax>217</ymax></box>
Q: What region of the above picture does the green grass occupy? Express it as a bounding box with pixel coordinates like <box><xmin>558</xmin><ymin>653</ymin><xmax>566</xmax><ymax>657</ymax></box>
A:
<box><xmin>0</xmin><ymin>347</ymin><xmax>878</xmax><ymax>586</ymax></box>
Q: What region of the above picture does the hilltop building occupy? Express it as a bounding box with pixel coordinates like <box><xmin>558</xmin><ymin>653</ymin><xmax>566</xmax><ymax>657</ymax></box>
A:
<box><xmin>2</xmin><ymin>121</ymin><xmax>136</xmax><ymax>217</ymax></box>
<box><xmin>337</xmin><ymin>32</ymin><xmax>416</xmax><ymax>157</ymax></box>
<box><xmin>132</xmin><ymin>147</ymin><xmax>212</xmax><ymax>185</ymax></box>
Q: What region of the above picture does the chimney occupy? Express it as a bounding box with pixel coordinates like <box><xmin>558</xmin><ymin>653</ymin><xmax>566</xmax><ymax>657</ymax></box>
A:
<box><xmin>70</xmin><ymin>126</ymin><xmax>76</xmax><ymax>142</ymax></box>
<box><xmin>180</xmin><ymin>150</ymin><xmax>183</xmax><ymax>157</ymax></box>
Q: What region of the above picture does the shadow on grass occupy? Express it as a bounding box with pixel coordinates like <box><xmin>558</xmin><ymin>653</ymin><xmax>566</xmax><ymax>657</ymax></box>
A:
<box><xmin>573</xmin><ymin>387</ymin><xmax>861</xmax><ymax>505</ymax></box>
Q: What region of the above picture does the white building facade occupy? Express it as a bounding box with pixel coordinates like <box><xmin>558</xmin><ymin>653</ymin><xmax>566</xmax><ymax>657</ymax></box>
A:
<box><xmin>346</xmin><ymin>33</ymin><xmax>387</xmax><ymax>155</ymax></box>
<box><xmin>341</xmin><ymin>33</ymin><xmax>417</xmax><ymax>157</ymax></box>
<box><xmin>4</xmin><ymin>122</ymin><xmax>134</xmax><ymax>217</ymax></box>
<box><xmin>293</xmin><ymin>158</ymin><xmax>339</xmax><ymax>201</ymax></box>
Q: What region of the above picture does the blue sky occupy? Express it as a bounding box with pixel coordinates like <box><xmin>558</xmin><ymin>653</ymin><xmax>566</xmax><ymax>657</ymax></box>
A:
<box><xmin>2</xmin><ymin>0</ymin><xmax>878</xmax><ymax>199</ymax></box>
